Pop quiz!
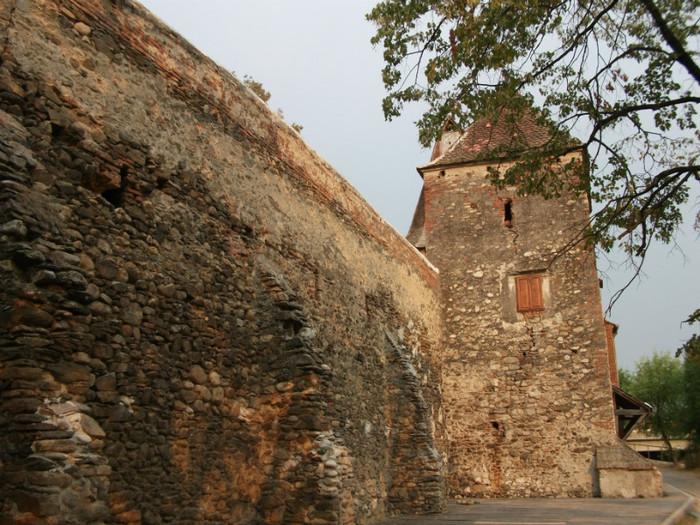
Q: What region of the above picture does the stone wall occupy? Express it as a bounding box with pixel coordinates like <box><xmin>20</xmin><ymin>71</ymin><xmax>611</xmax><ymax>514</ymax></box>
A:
<box><xmin>420</xmin><ymin>154</ymin><xmax>618</xmax><ymax>498</ymax></box>
<box><xmin>0</xmin><ymin>1</ymin><xmax>445</xmax><ymax>523</ymax></box>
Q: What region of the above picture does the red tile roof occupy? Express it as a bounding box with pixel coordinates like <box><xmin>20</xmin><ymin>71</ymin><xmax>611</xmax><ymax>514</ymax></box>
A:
<box><xmin>407</xmin><ymin>109</ymin><xmax>569</xmax><ymax>246</ymax></box>
<box><xmin>421</xmin><ymin>110</ymin><xmax>553</xmax><ymax>170</ymax></box>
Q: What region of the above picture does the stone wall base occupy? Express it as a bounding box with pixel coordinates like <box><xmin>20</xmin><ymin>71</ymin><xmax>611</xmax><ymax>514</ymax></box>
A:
<box><xmin>597</xmin><ymin>444</ymin><xmax>663</xmax><ymax>498</ymax></box>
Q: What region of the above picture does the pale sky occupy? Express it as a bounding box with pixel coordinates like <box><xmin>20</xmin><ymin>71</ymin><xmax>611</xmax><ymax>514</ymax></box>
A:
<box><xmin>138</xmin><ymin>0</ymin><xmax>699</xmax><ymax>371</ymax></box>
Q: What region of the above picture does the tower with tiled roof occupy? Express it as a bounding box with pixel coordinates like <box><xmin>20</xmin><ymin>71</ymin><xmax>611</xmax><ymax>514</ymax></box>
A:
<box><xmin>408</xmin><ymin>111</ymin><xmax>660</xmax><ymax>498</ymax></box>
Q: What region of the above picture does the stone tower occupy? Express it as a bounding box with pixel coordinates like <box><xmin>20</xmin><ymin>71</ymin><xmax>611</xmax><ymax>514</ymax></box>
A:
<box><xmin>407</xmin><ymin>112</ymin><xmax>656</xmax><ymax>498</ymax></box>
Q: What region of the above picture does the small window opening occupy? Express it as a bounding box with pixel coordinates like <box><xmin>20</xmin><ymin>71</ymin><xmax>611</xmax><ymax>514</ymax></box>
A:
<box><xmin>364</xmin><ymin>293</ymin><xmax>373</xmax><ymax>322</ymax></box>
<box><xmin>504</xmin><ymin>199</ymin><xmax>513</xmax><ymax>228</ymax></box>
<box><xmin>282</xmin><ymin>319</ymin><xmax>304</xmax><ymax>336</ymax></box>
<box><xmin>50</xmin><ymin>123</ymin><xmax>74</xmax><ymax>143</ymax></box>
<box><xmin>491</xmin><ymin>421</ymin><xmax>500</xmax><ymax>431</ymax></box>
<box><xmin>51</xmin><ymin>123</ymin><xmax>65</xmax><ymax>139</ymax></box>
<box><xmin>102</xmin><ymin>166</ymin><xmax>129</xmax><ymax>208</ymax></box>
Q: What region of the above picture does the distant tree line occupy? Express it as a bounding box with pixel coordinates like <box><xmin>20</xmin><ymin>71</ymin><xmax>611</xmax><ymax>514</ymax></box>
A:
<box><xmin>620</xmin><ymin>330</ymin><xmax>700</xmax><ymax>466</ymax></box>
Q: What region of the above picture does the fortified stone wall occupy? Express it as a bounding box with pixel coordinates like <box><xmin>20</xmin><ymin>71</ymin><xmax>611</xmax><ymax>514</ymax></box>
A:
<box><xmin>421</xmin><ymin>154</ymin><xmax>618</xmax><ymax>498</ymax></box>
<box><xmin>0</xmin><ymin>1</ymin><xmax>445</xmax><ymax>523</ymax></box>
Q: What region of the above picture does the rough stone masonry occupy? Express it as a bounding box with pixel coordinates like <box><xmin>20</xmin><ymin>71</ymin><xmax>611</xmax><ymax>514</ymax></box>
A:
<box><xmin>0</xmin><ymin>1</ymin><xmax>659</xmax><ymax>524</ymax></box>
<box><xmin>410</xmin><ymin>118</ymin><xmax>660</xmax><ymax>499</ymax></box>
<box><xmin>0</xmin><ymin>1</ymin><xmax>444</xmax><ymax>523</ymax></box>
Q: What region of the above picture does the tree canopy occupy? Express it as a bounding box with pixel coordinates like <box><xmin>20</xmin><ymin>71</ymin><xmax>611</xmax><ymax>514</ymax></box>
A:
<box><xmin>620</xmin><ymin>351</ymin><xmax>688</xmax><ymax>462</ymax></box>
<box><xmin>678</xmin><ymin>309</ymin><xmax>700</xmax><ymax>456</ymax></box>
<box><xmin>367</xmin><ymin>0</ymin><xmax>700</xmax><ymax>285</ymax></box>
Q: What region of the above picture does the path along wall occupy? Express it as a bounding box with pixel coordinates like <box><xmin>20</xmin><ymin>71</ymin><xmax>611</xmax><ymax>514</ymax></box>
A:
<box><xmin>0</xmin><ymin>1</ymin><xmax>445</xmax><ymax>523</ymax></box>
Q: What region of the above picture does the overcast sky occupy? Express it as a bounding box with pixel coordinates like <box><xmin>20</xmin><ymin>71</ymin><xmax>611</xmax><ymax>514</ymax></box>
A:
<box><xmin>138</xmin><ymin>0</ymin><xmax>698</xmax><ymax>371</ymax></box>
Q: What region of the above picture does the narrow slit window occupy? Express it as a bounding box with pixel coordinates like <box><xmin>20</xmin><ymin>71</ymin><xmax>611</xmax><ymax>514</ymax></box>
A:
<box><xmin>515</xmin><ymin>273</ymin><xmax>544</xmax><ymax>312</ymax></box>
<box><xmin>102</xmin><ymin>166</ymin><xmax>128</xmax><ymax>208</ymax></box>
<box><xmin>504</xmin><ymin>199</ymin><xmax>513</xmax><ymax>228</ymax></box>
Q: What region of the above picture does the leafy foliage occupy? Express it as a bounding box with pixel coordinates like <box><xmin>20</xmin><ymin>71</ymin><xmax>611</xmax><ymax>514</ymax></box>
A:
<box><xmin>677</xmin><ymin>309</ymin><xmax>700</xmax><ymax>446</ymax></box>
<box><xmin>618</xmin><ymin>367</ymin><xmax>634</xmax><ymax>391</ymax></box>
<box><xmin>677</xmin><ymin>308</ymin><xmax>700</xmax><ymax>358</ymax></box>
<box><xmin>243</xmin><ymin>74</ymin><xmax>271</xmax><ymax>103</ymax></box>
<box><xmin>367</xmin><ymin>0</ymin><xmax>700</xmax><ymax>276</ymax></box>
<box><xmin>684</xmin><ymin>355</ymin><xmax>700</xmax><ymax>446</ymax></box>
<box><xmin>621</xmin><ymin>351</ymin><xmax>688</xmax><ymax>461</ymax></box>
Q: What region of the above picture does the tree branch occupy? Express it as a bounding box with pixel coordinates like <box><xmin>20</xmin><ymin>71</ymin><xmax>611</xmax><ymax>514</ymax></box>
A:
<box><xmin>583</xmin><ymin>45</ymin><xmax>672</xmax><ymax>91</ymax></box>
<box><xmin>639</xmin><ymin>0</ymin><xmax>700</xmax><ymax>86</ymax></box>
<box><xmin>614</xmin><ymin>167</ymin><xmax>697</xmax><ymax>242</ymax></box>
<box><xmin>587</xmin><ymin>96</ymin><xmax>700</xmax><ymax>137</ymax></box>
<box><xmin>525</xmin><ymin>0</ymin><xmax>620</xmax><ymax>86</ymax></box>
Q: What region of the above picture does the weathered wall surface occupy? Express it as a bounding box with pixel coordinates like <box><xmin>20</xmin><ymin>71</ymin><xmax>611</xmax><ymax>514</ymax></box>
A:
<box><xmin>421</xmin><ymin>155</ymin><xmax>617</xmax><ymax>498</ymax></box>
<box><xmin>0</xmin><ymin>1</ymin><xmax>444</xmax><ymax>523</ymax></box>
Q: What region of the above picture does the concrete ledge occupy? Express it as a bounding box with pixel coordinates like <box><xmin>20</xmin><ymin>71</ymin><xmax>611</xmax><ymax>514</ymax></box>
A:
<box><xmin>660</xmin><ymin>484</ymin><xmax>697</xmax><ymax>525</ymax></box>
<box><xmin>597</xmin><ymin>444</ymin><xmax>663</xmax><ymax>498</ymax></box>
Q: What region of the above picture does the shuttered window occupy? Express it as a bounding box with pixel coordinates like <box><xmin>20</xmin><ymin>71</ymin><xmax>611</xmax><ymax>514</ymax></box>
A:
<box><xmin>515</xmin><ymin>273</ymin><xmax>544</xmax><ymax>312</ymax></box>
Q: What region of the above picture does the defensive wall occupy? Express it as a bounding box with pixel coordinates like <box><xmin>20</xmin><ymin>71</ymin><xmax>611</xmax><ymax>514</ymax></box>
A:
<box><xmin>0</xmin><ymin>1</ymin><xmax>445</xmax><ymax>523</ymax></box>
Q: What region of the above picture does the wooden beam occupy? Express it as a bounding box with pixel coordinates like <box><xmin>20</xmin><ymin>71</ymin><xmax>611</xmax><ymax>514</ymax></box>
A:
<box><xmin>615</xmin><ymin>408</ymin><xmax>649</xmax><ymax>416</ymax></box>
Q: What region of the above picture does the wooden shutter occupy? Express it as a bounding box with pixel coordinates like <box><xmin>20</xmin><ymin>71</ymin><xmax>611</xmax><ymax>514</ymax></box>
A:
<box><xmin>515</xmin><ymin>274</ymin><xmax>544</xmax><ymax>312</ymax></box>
